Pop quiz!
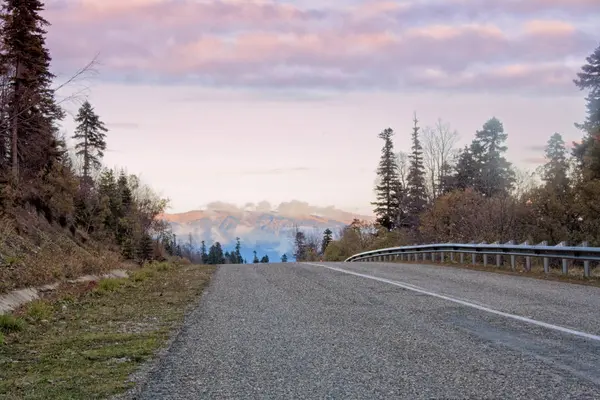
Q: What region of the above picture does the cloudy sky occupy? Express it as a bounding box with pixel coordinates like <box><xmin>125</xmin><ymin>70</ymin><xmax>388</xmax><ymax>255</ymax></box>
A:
<box><xmin>46</xmin><ymin>0</ymin><xmax>599</xmax><ymax>215</ymax></box>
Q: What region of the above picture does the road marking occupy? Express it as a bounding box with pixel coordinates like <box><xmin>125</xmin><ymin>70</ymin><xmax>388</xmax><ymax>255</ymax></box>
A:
<box><xmin>304</xmin><ymin>262</ymin><xmax>600</xmax><ymax>343</ymax></box>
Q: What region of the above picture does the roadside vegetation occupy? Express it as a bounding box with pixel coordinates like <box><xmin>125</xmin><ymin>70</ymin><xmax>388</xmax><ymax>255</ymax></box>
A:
<box><xmin>0</xmin><ymin>0</ymin><xmax>190</xmax><ymax>294</ymax></box>
<box><xmin>0</xmin><ymin>260</ymin><xmax>215</xmax><ymax>399</ymax></box>
<box><xmin>294</xmin><ymin>42</ymin><xmax>600</xmax><ymax>280</ymax></box>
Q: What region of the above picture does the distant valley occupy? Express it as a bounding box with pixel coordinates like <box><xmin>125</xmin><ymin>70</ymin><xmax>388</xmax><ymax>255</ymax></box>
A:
<box><xmin>159</xmin><ymin>201</ymin><xmax>373</xmax><ymax>262</ymax></box>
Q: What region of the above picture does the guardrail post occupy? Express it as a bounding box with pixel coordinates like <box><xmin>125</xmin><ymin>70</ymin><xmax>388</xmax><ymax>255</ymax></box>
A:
<box><xmin>460</xmin><ymin>252</ymin><xmax>464</xmax><ymax>264</ymax></box>
<box><xmin>493</xmin><ymin>241</ymin><xmax>501</xmax><ymax>267</ymax></box>
<box><xmin>556</xmin><ymin>241</ymin><xmax>568</xmax><ymax>275</ymax></box>
<box><xmin>538</xmin><ymin>241</ymin><xmax>549</xmax><ymax>273</ymax></box>
<box><xmin>521</xmin><ymin>241</ymin><xmax>531</xmax><ymax>271</ymax></box>
<box><xmin>470</xmin><ymin>241</ymin><xmax>476</xmax><ymax>265</ymax></box>
<box><xmin>441</xmin><ymin>251</ymin><xmax>445</xmax><ymax>263</ymax></box>
<box><xmin>581</xmin><ymin>242</ymin><xmax>590</xmax><ymax>278</ymax></box>
<box><xmin>450</xmin><ymin>251</ymin><xmax>455</xmax><ymax>263</ymax></box>
<box><xmin>506</xmin><ymin>241</ymin><xmax>515</xmax><ymax>270</ymax></box>
<box><xmin>479</xmin><ymin>241</ymin><xmax>487</xmax><ymax>267</ymax></box>
<box><xmin>422</xmin><ymin>252</ymin><xmax>426</xmax><ymax>261</ymax></box>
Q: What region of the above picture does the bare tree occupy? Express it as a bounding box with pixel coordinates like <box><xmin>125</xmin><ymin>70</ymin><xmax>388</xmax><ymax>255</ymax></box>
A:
<box><xmin>396</xmin><ymin>151</ymin><xmax>409</xmax><ymax>189</ymax></box>
<box><xmin>422</xmin><ymin>118</ymin><xmax>459</xmax><ymax>200</ymax></box>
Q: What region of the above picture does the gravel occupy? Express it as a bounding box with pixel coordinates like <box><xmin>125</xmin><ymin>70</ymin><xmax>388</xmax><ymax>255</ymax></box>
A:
<box><xmin>136</xmin><ymin>262</ymin><xmax>600</xmax><ymax>399</ymax></box>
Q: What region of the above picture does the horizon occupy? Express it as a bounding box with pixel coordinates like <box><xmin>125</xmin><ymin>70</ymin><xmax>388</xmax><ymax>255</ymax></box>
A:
<box><xmin>47</xmin><ymin>0</ymin><xmax>600</xmax><ymax>214</ymax></box>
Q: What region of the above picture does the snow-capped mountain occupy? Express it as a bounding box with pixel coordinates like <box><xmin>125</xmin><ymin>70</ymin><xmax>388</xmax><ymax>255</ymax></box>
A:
<box><xmin>159</xmin><ymin>201</ymin><xmax>373</xmax><ymax>262</ymax></box>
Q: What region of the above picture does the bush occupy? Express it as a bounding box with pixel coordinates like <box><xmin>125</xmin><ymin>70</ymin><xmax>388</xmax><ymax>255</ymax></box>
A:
<box><xmin>95</xmin><ymin>278</ymin><xmax>127</xmax><ymax>294</ymax></box>
<box><xmin>26</xmin><ymin>300</ymin><xmax>53</xmax><ymax>321</ymax></box>
<box><xmin>0</xmin><ymin>314</ymin><xmax>25</xmax><ymax>334</ymax></box>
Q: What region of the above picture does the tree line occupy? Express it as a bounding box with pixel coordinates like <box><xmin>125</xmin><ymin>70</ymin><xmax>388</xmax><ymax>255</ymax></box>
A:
<box><xmin>0</xmin><ymin>0</ymin><xmax>177</xmax><ymax>265</ymax></box>
<box><xmin>323</xmin><ymin>42</ymin><xmax>600</xmax><ymax>261</ymax></box>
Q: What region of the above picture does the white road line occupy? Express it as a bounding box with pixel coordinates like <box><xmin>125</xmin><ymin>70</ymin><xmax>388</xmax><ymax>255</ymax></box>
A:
<box><xmin>304</xmin><ymin>262</ymin><xmax>600</xmax><ymax>343</ymax></box>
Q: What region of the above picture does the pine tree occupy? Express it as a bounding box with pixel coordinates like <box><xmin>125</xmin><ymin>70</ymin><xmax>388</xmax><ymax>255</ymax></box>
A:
<box><xmin>207</xmin><ymin>242</ymin><xmax>225</xmax><ymax>264</ymax></box>
<box><xmin>293</xmin><ymin>231</ymin><xmax>306</xmax><ymax>261</ymax></box>
<box><xmin>138</xmin><ymin>233</ymin><xmax>154</xmax><ymax>264</ymax></box>
<box><xmin>573</xmin><ymin>43</ymin><xmax>600</xmax><ymax>180</ymax></box>
<box><xmin>321</xmin><ymin>228</ymin><xmax>333</xmax><ymax>254</ymax></box>
<box><xmin>406</xmin><ymin>114</ymin><xmax>427</xmax><ymax>226</ymax></box>
<box><xmin>72</xmin><ymin>101</ymin><xmax>108</xmax><ymax>186</ymax></box>
<box><xmin>372</xmin><ymin>127</ymin><xmax>402</xmax><ymax>230</ymax></box>
<box><xmin>233</xmin><ymin>237</ymin><xmax>242</xmax><ymax>264</ymax></box>
<box><xmin>260</xmin><ymin>255</ymin><xmax>269</xmax><ymax>263</ymax></box>
<box><xmin>543</xmin><ymin>133</ymin><xmax>570</xmax><ymax>191</ymax></box>
<box><xmin>471</xmin><ymin>117</ymin><xmax>514</xmax><ymax>196</ymax></box>
<box><xmin>0</xmin><ymin>0</ymin><xmax>64</xmax><ymax>180</ymax></box>
<box><xmin>454</xmin><ymin>145</ymin><xmax>478</xmax><ymax>190</ymax></box>
<box><xmin>253</xmin><ymin>250</ymin><xmax>259</xmax><ymax>264</ymax></box>
<box><xmin>200</xmin><ymin>240</ymin><xmax>208</xmax><ymax>264</ymax></box>
<box><xmin>281</xmin><ymin>254</ymin><xmax>288</xmax><ymax>262</ymax></box>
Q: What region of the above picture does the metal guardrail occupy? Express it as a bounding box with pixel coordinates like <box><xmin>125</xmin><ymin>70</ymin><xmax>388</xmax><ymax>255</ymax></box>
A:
<box><xmin>344</xmin><ymin>241</ymin><xmax>600</xmax><ymax>278</ymax></box>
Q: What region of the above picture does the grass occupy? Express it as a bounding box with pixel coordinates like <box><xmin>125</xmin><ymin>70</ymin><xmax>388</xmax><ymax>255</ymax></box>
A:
<box><xmin>0</xmin><ymin>261</ymin><xmax>215</xmax><ymax>399</ymax></box>
<box><xmin>0</xmin><ymin>314</ymin><xmax>25</xmax><ymax>334</ymax></box>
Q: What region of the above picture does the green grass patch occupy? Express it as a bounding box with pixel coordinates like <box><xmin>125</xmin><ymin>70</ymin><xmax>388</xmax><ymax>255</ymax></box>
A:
<box><xmin>0</xmin><ymin>314</ymin><xmax>25</xmax><ymax>334</ymax></box>
<box><xmin>25</xmin><ymin>300</ymin><xmax>54</xmax><ymax>322</ymax></box>
<box><xmin>0</xmin><ymin>263</ymin><xmax>215</xmax><ymax>399</ymax></box>
<box><xmin>95</xmin><ymin>277</ymin><xmax>128</xmax><ymax>294</ymax></box>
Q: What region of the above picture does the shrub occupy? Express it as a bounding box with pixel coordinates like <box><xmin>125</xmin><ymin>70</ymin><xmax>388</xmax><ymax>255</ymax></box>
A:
<box><xmin>0</xmin><ymin>314</ymin><xmax>25</xmax><ymax>334</ymax></box>
<box><xmin>26</xmin><ymin>300</ymin><xmax>53</xmax><ymax>321</ymax></box>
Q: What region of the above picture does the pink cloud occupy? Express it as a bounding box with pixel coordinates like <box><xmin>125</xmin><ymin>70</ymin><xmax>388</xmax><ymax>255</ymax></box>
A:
<box><xmin>44</xmin><ymin>0</ymin><xmax>599</xmax><ymax>93</ymax></box>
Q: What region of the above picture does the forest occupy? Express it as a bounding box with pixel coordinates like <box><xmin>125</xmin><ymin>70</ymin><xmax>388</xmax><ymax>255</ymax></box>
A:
<box><xmin>0</xmin><ymin>0</ymin><xmax>204</xmax><ymax>291</ymax></box>
<box><xmin>317</xmin><ymin>42</ymin><xmax>600</xmax><ymax>263</ymax></box>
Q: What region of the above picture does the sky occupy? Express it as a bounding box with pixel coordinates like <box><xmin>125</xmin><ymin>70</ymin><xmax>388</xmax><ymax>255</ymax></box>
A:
<box><xmin>44</xmin><ymin>0</ymin><xmax>600</xmax><ymax>215</ymax></box>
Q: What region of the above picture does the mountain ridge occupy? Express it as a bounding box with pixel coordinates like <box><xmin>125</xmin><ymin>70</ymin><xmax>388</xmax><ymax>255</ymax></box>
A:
<box><xmin>159</xmin><ymin>202</ymin><xmax>373</xmax><ymax>261</ymax></box>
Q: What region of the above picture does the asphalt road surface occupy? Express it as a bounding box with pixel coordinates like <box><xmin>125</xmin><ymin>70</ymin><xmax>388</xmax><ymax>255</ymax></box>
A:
<box><xmin>136</xmin><ymin>262</ymin><xmax>600</xmax><ymax>399</ymax></box>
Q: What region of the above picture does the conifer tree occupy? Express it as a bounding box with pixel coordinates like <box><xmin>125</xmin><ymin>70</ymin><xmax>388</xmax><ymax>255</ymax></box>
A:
<box><xmin>233</xmin><ymin>237</ymin><xmax>242</xmax><ymax>264</ymax></box>
<box><xmin>573</xmin><ymin>43</ymin><xmax>600</xmax><ymax>180</ymax></box>
<box><xmin>406</xmin><ymin>114</ymin><xmax>427</xmax><ymax>226</ymax></box>
<box><xmin>207</xmin><ymin>242</ymin><xmax>225</xmax><ymax>264</ymax></box>
<box><xmin>454</xmin><ymin>145</ymin><xmax>478</xmax><ymax>190</ymax></box>
<box><xmin>260</xmin><ymin>255</ymin><xmax>269</xmax><ymax>263</ymax></box>
<box><xmin>372</xmin><ymin>127</ymin><xmax>402</xmax><ymax>230</ymax></box>
<box><xmin>542</xmin><ymin>133</ymin><xmax>569</xmax><ymax>191</ymax></box>
<box><xmin>321</xmin><ymin>228</ymin><xmax>333</xmax><ymax>254</ymax></box>
<box><xmin>281</xmin><ymin>254</ymin><xmax>288</xmax><ymax>262</ymax></box>
<box><xmin>253</xmin><ymin>250</ymin><xmax>259</xmax><ymax>264</ymax></box>
<box><xmin>0</xmin><ymin>0</ymin><xmax>64</xmax><ymax>180</ymax></box>
<box><xmin>471</xmin><ymin>117</ymin><xmax>514</xmax><ymax>196</ymax></box>
<box><xmin>72</xmin><ymin>101</ymin><xmax>108</xmax><ymax>186</ymax></box>
<box><xmin>200</xmin><ymin>240</ymin><xmax>208</xmax><ymax>264</ymax></box>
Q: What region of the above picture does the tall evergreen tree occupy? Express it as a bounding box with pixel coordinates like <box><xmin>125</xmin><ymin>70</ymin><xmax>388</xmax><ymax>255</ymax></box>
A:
<box><xmin>260</xmin><ymin>255</ymin><xmax>269</xmax><ymax>263</ymax></box>
<box><xmin>253</xmin><ymin>250</ymin><xmax>259</xmax><ymax>264</ymax></box>
<box><xmin>372</xmin><ymin>127</ymin><xmax>402</xmax><ymax>230</ymax></box>
<box><xmin>471</xmin><ymin>117</ymin><xmax>514</xmax><ymax>196</ymax></box>
<box><xmin>573</xmin><ymin>43</ymin><xmax>600</xmax><ymax>180</ymax></box>
<box><xmin>200</xmin><ymin>240</ymin><xmax>208</xmax><ymax>264</ymax></box>
<box><xmin>406</xmin><ymin>114</ymin><xmax>427</xmax><ymax>226</ymax></box>
<box><xmin>454</xmin><ymin>145</ymin><xmax>478</xmax><ymax>190</ymax></box>
<box><xmin>542</xmin><ymin>133</ymin><xmax>569</xmax><ymax>191</ymax></box>
<box><xmin>0</xmin><ymin>0</ymin><xmax>64</xmax><ymax>180</ymax></box>
<box><xmin>233</xmin><ymin>237</ymin><xmax>242</xmax><ymax>264</ymax></box>
<box><xmin>72</xmin><ymin>101</ymin><xmax>108</xmax><ymax>185</ymax></box>
<box><xmin>207</xmin><ymin>242</ymin><xmax>225</xmax><ymax>264</ymax></box>
<box><xmin>321</xmin><ymin>228</ymin><xmax>333</xmax><ymax>254</ymax></box>
<box><xmin>293</xmin><ymin>230</ymin><xmax>306</xmax><ymax>261</ymax></box>
<box><xmin>281</xmin><ymin>253</ymin><xmax>288</xmax><ymax>262</ymax></box>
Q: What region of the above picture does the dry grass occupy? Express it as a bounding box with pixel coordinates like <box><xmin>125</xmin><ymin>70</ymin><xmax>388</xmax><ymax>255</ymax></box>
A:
<box><xmin>0</xmin><ymin>212</ymin><xmax>122</xmax><ymax>294</ymax></box>
<box><xmin>0</xmin><ymin>261</ymin><xmax>215</xmax><ymax>399</ymax></box>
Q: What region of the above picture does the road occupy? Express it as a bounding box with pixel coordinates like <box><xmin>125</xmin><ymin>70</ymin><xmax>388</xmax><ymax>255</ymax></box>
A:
<box><xmin>136</xmin><ymin>261</ymin><xmax>600</xmax><ymax>399</ymax></box>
